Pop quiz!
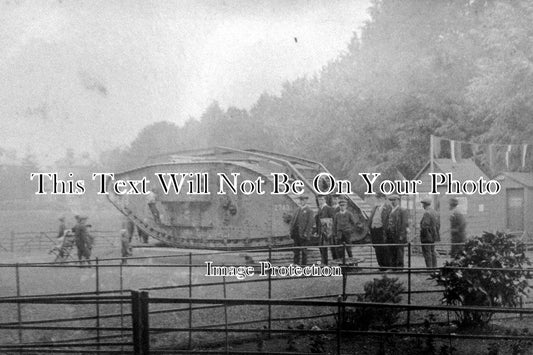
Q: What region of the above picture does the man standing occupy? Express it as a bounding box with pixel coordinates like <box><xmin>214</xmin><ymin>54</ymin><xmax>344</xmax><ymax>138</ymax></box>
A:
<box><xmin>72</xmin><ymin>215</ymin><xmax>91</xmax><ymax>266</ymax></box>
<box><xmin>368</xmin><ymin>193</ymin><xmax>391</xmax><ymax>270</ymax></box>
<box><xmin>333</xmin><ymin>197</ymin><xmax>357</xmax><ymax>261</ymax></box>
<box><xmin>449</xmin><ymin>197</ymin><xmax>467</xmax><ymax>258</ymax></box>
<box><xmin>55</xmin><ymin>216</ymin><xmax>67</xmax><ymax>259</ymax></box>
<box><xmin>330</xmin><ymin>194</ymin><xmax>342</xmax><ymax>258</ymax></box>
<box><xmin>147</xmin><ymin>190</ymin><xmax>161</xmax><ymax>224</ymax></box>
<box><xmin>316</xmin><ymin>195</ymin><xmax>335</xmax><ymax>265</ymax></box>
<box><xmin>289</xmin><ymin>196</ymin><xmax>314</xmax><ymax>265</ymax></box>
<box><xmin>57</xmin><ymin>217</ymin><xmax>66</xmax><ymax>239</ymax></box>
<box><xmin>120</xmin><ymin>229</ymin><xmax>132</xmax><ymax>264</ymax></box>
<box><xmin>420</xmin><ymin>197</ymin><xmax>440</xmax><ymax>268</ymax></box>
<box><xmin>126</xmin><ymin>218</ymin><xmax>136</xmax><ymax>242</ymax></box>
<box><xmin>386</xmin><ymin>195</ymin><xmax>409</xmax><ymax>268</ymax></box>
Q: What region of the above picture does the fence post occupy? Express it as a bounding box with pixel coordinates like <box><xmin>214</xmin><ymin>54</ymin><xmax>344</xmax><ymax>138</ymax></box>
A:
<box><xmin>336</xmin><ymin>295</ymin><xmax>342</xmax><ymax>355</ymax></box>
<box><xmin>223</xmin><ymin>276</ymin><xmax>229</xmax><ymax>355</ymax></box>
<box><xmin>520</xmin><ymin>297</ymin><xmax>524</xmax><ymax>320</ymax></box>
<box><xmin>96</xmin><ymin>257</ymin><xmax>101</xmax><ymax>351</ymax></box>
<box><xmin>188</xmin><ymin>252</ymin><xmax>192</xmax><ymax>350</ymax></box>
<box><xmin>11</xmin><ymin>231</ymin><xmax>15</xmax><ymax>252</ymax></box>
<box><xmin>370</xmin><ymin>243</ymin><xmax>373</xmax><ymax>267</ymax></box>
<box><xmin>131</xmin><ymin>290</ymin><xmax>150</xmax><ymax>355</ymax></box>
<box><xmin>268</xmin><ymin>246</ymin><xmax>272</xmax><ymax>339</ymax></box>
<box><xmin>15</xmin><ymin>263</ymin><xmax>22</xmax><ymax>347</ymax></box>
<box><xmin>120</xmin><ymin>262</ymin><xmax>124</xmax><ymax>354</ymax></box>
<box><xmin>407</xmin><ymin>242</ymin><xmax>411</xmax><ymax>327</ymax></box>
<box><xmin>342</xmin><ymin>242</ymin><xmax>347</xmax><ymax>300</ymax></box>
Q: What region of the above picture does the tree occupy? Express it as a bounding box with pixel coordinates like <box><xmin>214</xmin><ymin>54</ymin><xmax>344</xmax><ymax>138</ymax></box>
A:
<box><xmin>467</xmin><ymin>1</ymin><xmax>533</xmax><ymax>143</ymax></box>
<box><xmin>127</xmin><ymin>121</ymin><xmax>182</xmax><ymax>165</ymax></box>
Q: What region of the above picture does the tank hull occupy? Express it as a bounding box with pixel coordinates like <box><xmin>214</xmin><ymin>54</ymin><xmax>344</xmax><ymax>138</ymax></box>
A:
<box><xmin>107</xmin><ymin>147</ymin><xmax>371</xmax><ymax>249</ymax></box>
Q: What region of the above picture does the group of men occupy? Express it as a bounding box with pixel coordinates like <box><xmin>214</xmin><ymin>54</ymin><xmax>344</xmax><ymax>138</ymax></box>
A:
<box><xmin>289</xmin><ymin>192</ymin><xmax>467</xmax><ymax>268</ymax></box>
<box><xmin>289</xmin><ymin>194</ymin><xmax>360</xmax><ymax>265</ymax></box>
<box><xmin>369</xmin><ymin>194</ymin><xmax>467</xmax><ymax>269</ymax></box>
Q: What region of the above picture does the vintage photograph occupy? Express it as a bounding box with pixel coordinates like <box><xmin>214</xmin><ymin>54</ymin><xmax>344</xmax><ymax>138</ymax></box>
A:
<box><xmin>1</xmin><ymin>0</ymin><xmax>532</xmax><ymax>354</ymax></box>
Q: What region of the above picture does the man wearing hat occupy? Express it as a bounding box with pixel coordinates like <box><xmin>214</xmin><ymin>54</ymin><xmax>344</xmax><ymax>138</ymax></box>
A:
<box><xmin>386</xmin><ymin>194</ymin><xmax>409</xmax><ymax>268</ymax></box>
<box><xmin>289</xmin><ymin>195</ymin><xmax>315</xmax><ymax>265</ymax></box>
<box><xmin>72</xmin><ymin>215</ymin><xmax>91</xmax><ymax>266</ymax></box>
<box><xmin>316</xmin><ymin>195</ymin><xmax>336</xmax><ymax>265</ymax></box>
<box><xmin>329</xmin><ymin>195</ymin><xmax>343</xmax><ymax>258</ymax></box>
<box><xmin>420</xmin><ymin>197</ymin><xmax>440</xmax><ymax>268</ymax></box>
<box><xmin>368</xmin><ymin>193</ymin><xmax>392</xmax><ymax>269</ymax></box>
<box><xmin>333</xmin><ymin>197</ymin><xmax>357</xmax><ymax>260</ymax></box>
<box><xmin>449</xmin><ymin>197</ymin><xmax>467</xmax><ymax>258</ymax></box>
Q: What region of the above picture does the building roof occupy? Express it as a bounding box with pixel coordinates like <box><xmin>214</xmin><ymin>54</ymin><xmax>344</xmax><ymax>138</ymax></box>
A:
<box><xmin>414</xmin><ymin>159</ymin><xmax>488</xmax><ymax>181</ymax></box>
<box><xmin>495</xmin><ymin>172</ymin><xmax>533</xmax><ymax>188</ymax></box>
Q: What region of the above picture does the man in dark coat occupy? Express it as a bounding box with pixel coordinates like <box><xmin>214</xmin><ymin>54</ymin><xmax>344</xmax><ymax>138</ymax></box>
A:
<box><xmin>289</xmin><ymin>195</ymin><xmax>314</xmax><ymax>265</ymax></box>
<box><xmin>330</xmin><ymin>194</ymin><xmax>342</xmax><ymax>258</ymax></box>
<box><xmin>316</xmin><ymin>195</ymin><xmax>335</xmax><ymax>265</ymax></box>
<box><xmin>420</xmin><ymin>197</ymin><xmax>440</xmax><ymax>268</ymax></box>
<box><xmin>449</xmin><ymin>197</ymin><xmax>467</xmax><ymax>258</ymax></box>
<box><xmin>368</xmin><ymin>193</ymin><xmax>392</xmax><ymax>269</ymax></box>
<box><xmin>333</xmin><ymin>197</ymin><xmax>357</xmax><ymax>260</ymax></box>
<box><xmin>72</xmin><ymin>215</ymin><xmax>91</xmax><ymax>266</ymax></box>
<box><xmin>386</xmin><ymin>195</ymin><xmax>409</xmax><ymax>268</ymax></box>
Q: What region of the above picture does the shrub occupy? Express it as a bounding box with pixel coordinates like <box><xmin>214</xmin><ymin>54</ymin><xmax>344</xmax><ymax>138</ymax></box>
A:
<box><xmin>342</xmin><ymin>275</ymin><xmax>404</xmax><ymax>330</ymax></box>
<box><xmin>431</xmin><ymin>231</ymin><xmax>531</xmax><ymax>327</ymax></box>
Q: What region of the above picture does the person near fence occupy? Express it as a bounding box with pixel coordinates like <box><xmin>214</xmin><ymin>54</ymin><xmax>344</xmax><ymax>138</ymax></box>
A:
<box><xmin>56</xmin><ymin>216</ymin><xmax>67</xmax><ymax>258</ymax></box>
<box><xmin>329</xmin><ymin>194</ymin><xmax>342</xmax><ymax>258</ymax></box>
<box><xmin>57</xmin><ymin>217</ymin><xmax>66</xmax><ymax>239</ymax></box>
<box><xmin>449</xmin><ymin>197</ymin><xmax>467</xmax><ymax>258</ymax></box>
<box><xmin>368</xmin><ymin>193</ymin><xmax>392</xmax><ymax>270</ymax></box>
<box><xmin>316</xmin><ymin>195</ymin><xmax>335</xmax><ymax>265</ymax></box>
<box><xmin>72</xmin><ymin>215</ymin><xmax>91</xmax><ymax>266</ymax></box>
<box><xmin>146</xmin><ymin>190</ymin><xmax>161</xmax><ymax>224</ymax></box>
<box><xmin>126</xmin><ymin>218</ymin><xmax>136</xmax><ymax>242</ymax></box>
<box><xmin>420</xmin><ymin>197</ymin><xmax>440</xmax><ymax>268</ymax></box>
<box><xmin>289</xmin><ymin>195</ymin><xmax>314</xmax><ymax>265</ymax></box>
<box><xmin>333</xmin><ymin>197</ymin><xmax>356</xmax><ymax>261</ymax></box>
<box><xmin>120</xmin><ymin>228</ymin><xmax>132</xmax><ymax>264</ymax></box>
<box><xmin>386</xmin><ymin>194</ymin><xmax>409</xmax><ymax>269</ymax></box>
<box><xmin>85</xmin><ymin>224</ymin><xmax>94</xmax><ymax>260</ymax></box>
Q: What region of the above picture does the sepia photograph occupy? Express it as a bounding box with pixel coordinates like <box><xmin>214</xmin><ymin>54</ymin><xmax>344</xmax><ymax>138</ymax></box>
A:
<box><xmin>1</xmin><ymin>0</ymin><xmax>533</xmax><ymax>354</ymax></box>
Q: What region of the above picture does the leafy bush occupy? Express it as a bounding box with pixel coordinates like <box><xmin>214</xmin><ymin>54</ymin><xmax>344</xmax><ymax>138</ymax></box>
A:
<box><xmin>342</xmin><ymin>275</ymin><xmax>404</xmax><ymax>330</ymax></box>
<box><xmin>431</xmin><ymin>231</ymin><xmax>531</xmax><ymax>327</ymax></box>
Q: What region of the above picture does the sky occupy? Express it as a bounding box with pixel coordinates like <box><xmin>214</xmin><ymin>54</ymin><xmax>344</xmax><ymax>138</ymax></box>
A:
<box><xmin>0</xmin><ymin>0</ymin><xmax>371</xmax><ymax>165</ymax></box>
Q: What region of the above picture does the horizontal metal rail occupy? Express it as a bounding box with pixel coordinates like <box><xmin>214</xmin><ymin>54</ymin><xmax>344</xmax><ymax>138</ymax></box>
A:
<box><xmin>149</xmin><ymin>297</ymin><xmax>533</xmax><ymax>314</ymax></box>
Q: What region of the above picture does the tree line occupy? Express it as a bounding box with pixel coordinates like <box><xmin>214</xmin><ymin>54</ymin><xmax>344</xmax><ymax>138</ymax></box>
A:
<box><xmin>100</xmin><ymin>0</ymin><xmax>533</xmax><ymax>190</ymax></box>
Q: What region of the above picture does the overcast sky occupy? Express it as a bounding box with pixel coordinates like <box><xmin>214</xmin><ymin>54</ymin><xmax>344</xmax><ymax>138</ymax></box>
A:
<box><xmin>0</xmin><ymin>0</ymin><xmax>370</xmax><ymax>164</ymax></box>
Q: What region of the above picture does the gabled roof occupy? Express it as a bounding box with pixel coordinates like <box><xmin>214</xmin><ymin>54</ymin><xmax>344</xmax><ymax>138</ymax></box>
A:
<box><xmin>495</xmin><ymin>172</ymin><xmax>533</xmax><ymax>188</ymax></box>
<box><xmin>414</xmin><ymin>159</ymin><xmax>488</xmax><ymax>181</ymax></box>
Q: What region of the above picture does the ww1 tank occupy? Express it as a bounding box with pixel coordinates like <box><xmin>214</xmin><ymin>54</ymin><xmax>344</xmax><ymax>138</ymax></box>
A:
<box><xmin>107</xmin><ymin>147</ymin><xmax>371</xmax><ymax>250</ymax></box>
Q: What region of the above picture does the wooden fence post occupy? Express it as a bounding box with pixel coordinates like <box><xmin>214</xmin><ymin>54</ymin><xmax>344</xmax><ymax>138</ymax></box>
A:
<box><xmin>132</xmin><ymin>290</ymin><xmax>150</xmax><ymax>355</ymax></box>
<box><xmin>407</xmin><ymin>242</ymin><xmax>412</xmax><ymax>327</ymax></box>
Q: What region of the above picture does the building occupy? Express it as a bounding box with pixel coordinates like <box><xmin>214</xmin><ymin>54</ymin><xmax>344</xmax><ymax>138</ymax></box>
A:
<box><xmin>493</xmin><ymin>172</ymin><xmax>533</xmax><ymax>238</ymax></box>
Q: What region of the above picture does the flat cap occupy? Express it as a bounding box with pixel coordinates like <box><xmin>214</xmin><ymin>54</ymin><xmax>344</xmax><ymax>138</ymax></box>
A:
<box><xmin>388</xmin><ymin>194</ymin><xmax>400</xmax><ymax>200</ymax></box>
<box><xmin>421</xmin><ymin>197</ymin><xmax>432</xmax><ymax>205</ymax></box>
<box><xmin>449</xmin><ymin>197</ymin><xmax>459</xmax><ymax>205</ymax></box>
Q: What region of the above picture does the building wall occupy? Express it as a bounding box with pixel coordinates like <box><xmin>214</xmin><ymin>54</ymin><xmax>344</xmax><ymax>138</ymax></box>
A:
<box><xmin>495</xmin><ymin>175</ymin><xmax>533</xmax><ymax>239</ymax></box>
